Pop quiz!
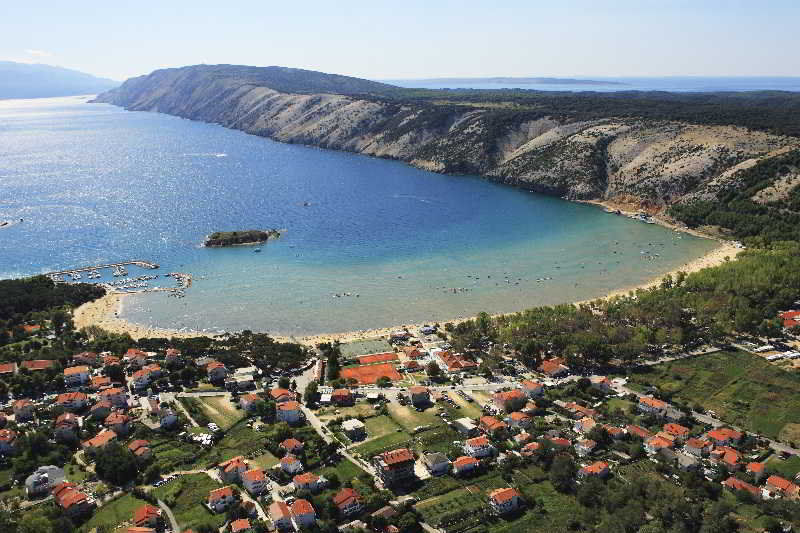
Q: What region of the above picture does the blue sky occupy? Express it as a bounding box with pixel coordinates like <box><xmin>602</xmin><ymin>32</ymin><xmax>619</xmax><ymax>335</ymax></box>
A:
<box><xmin>2</xmin><ymin>0</ymin><xmax>798</xmax><ymax>81</ymax></box>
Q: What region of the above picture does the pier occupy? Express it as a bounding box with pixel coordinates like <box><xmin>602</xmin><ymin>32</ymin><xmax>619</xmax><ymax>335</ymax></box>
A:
<box><xmin>42</xmin><ymin>260</ymin><xmax>192</xmax><ymax>295</ymax></box>
<box><xmin>44</xmin><ymin>260</ymin><xmax>159</xmax><ymax>278</ymax></box>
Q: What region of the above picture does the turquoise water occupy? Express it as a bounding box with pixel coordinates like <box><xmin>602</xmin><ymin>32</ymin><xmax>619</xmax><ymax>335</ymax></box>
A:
<box><xmin>0</xmin><ymin>96</ymin><xmax>717</xmax><ymax>336</ymax></box>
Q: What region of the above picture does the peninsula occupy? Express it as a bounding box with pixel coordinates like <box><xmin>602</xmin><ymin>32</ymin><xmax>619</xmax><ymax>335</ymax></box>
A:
<box><xmin>204</xmin><ymin>229</ymin><xmax>280</xmax><ymax>247</ymax></box>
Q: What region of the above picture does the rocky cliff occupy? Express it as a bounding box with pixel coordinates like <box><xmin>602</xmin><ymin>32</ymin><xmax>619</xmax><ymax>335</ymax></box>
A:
<box><xmin>94</xmin><ymin>65</ymin><xmax>800</xmax><ymax>210</ymax></box>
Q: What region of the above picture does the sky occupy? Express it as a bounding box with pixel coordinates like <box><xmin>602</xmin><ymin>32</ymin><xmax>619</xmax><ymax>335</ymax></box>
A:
<box><xmin>2</xmin><ymin>0</ymin><xmax>798</xmax><ymax>81</ymax></box>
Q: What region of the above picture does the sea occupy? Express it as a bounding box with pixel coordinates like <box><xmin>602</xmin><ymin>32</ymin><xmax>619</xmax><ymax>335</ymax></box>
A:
<box><xmin>0</xmin><ymin>95</ymin><xmax>717</xmax><ymax>337</ymax></box>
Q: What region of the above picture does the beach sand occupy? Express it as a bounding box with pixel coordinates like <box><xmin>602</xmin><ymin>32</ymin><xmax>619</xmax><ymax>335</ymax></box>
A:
<box><xmin>72</xmin><ymin>233</ymin><xmax>742</xmax><ymax>347</ymax></box>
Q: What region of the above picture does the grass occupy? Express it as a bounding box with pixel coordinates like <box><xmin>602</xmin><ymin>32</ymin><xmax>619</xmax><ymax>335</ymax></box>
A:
<box><xmin>320</xmin><ymin>457</ymin><xmax>363</xmax><ymax>483</ymax></box>
<box><xmin>190</xmin><ymin>420</ymin><xmax>268</xmax><ymax>469</ymax></box>
<box><xmin>387</xmin><ymin>403</ymin><xmax>443</xmax><ymax>431</ymax></box>
<box><xmin>65</xmin><ymin>463</ymin><xmax>89</xmax><ymax>484</ymax></box>
<box><xmin>79</xmin><ymin>492</ymin><xmax>150</xmax><ymax>532</ymax></box>
<box><xmin>351</xmin><ymin>431</ymin><xmax>413</xmax><ymax>458</ymax></box>
<box><xmin>316</xmin><ymin>403</ymin><xmax>378</xmax><ymax>421</ymax></box>
<box><xmin>767</xmin><ymin>454</ymin><xmax>800</xmax><ymax>479</ymax></box>
<box><xmin>250</xmin><ymin>451</ymin><xmax>280</xmax><ymax>469</ymax></box>
<box><xmin>151</xmin><ymin>473</ymin><xmax>227</xmax><ymax>531</ymax></box>
<box><xmin>607</xmin><ymin>397</ymin><xmax>633</xmax><ymax>414</ymax></box>
<box><xmin>339</xmin><ymin>338</ymin><xmax>394</xmax><ymax>357</ymax></box>
<box><xmin>196</xmin><ymin>395</ymin><xmax>245</xmax><ymax>429</ymax></box>
<box><xmin>628</xmin><ymin>350</ymin><xmax>800</xmax><ymax>439</ymax></box>
<box><xmin>364</xmin><ymin>414</ymin><xmax>403</xmax><ymax>439</ymax></box>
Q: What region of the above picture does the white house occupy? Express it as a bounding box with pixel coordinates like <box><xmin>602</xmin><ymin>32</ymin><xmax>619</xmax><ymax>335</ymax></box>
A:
<box><xmin>291</xmin><ymin>499</ymin><xmax>316</xmax><ymax>529</ymax></box>
<box><xmin>64</xmin><ymin>366</ymin><xmax>90</xmax><ymax>387</ymax></box>
<box><xmin>269</xmin><ymin>501</ymin><xmax>293</xmax><ymax>531</ymax></box>
<box><xmin>465</xmin><ymin>436</ymin><xmax>495</xmax><ymax>458</ymax></box>
<box><xmin>98</xmin><ymin>387</ymin><xmax>128</xmax><ymax>409</ymax></box>
<box><xmin>277</xmin><ymin>401</ymin><xmax>302</xmax><ymax>424</ymax></box>
<box><xmin>280</xmin><ymin>454</ymin><xmax>304</xmax><ymax>474</ymax></box>
<box><xmin>488</xmin><ymin>487</ymin><xmax>522</xmax><ymax>515</ymax></box>
<box><xmin>242</xmin><ymin>468</ymin><xmax>268</xmax><ymax>495</ymax></box>
<box><xmin>207</xmin><ymin>486</ymin><xmax>236</xmax><ymax>513</ymax></box>
<box><xmin>521</xmin><ymin>380</ymin><xmax>544</xmax><ymax>398</ymax></box>
<box><xmin>25</xmin><ymin>465</ymin><xmax>65</xmax><ymax>498</ymax></box>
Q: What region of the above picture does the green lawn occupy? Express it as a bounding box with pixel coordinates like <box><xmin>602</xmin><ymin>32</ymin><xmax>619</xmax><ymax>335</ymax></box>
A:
<box><xmin>319</xmin><ymin>457</ymin><xmax>363</xmax><ymax>484</ymax></box>
<box><xmin>387</xmin><ymin>403</ymin><xmax>442</xmax><ymax>431</ymax></box>
<box><xmin>628</xmin><ymin>350</ymin><xmax>800</xmax><ymax>439</ymax></box>
<box><xmin>151</xmin><ymin>473</ymin><xmax>227</xmax><ymax>531</ymax></box>
<box><xmin>607</xmin><ymin>397</ymin><xmax>634</xmax><ymax>414</ymax></box>
<box><xmin>767</xmin><ymin>454</ymin><xmax>800</xmax><ymax>479</ymax></box>
<box><xmin>191</xmin><ymin>421</ymin><xmax>267</xmax><ymax>468</ymax></box>
<box><xmin>196</xmin><ymin>395</ymin><xmax>245</xmax><ymax>430</ymax></box>
<box><xmin>339</xmin><ymin>338</ymin><xmax>394</xmax><ymax>357</ymax></box>
<box><xmin>364</xmin><ymin>414</ymin><xmax>403</xmax><ymax>439</ymax></box>
<box><xmin>250</xmin><ymin>451</ymin><xmax>280</xmax><ymax>469</ymax></box>
<box><xmin>351</xmin><ymin>431</ymin><xmax>413</xmax><ymax>458</ymax></box>
<box><xmin>79</xmin><ymin>493</ymin><xmax>150</xmax><ymax>532</ymax></box>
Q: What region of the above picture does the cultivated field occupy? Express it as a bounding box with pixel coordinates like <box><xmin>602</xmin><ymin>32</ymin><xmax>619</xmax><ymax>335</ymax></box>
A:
<box><xmin>196</xmin><ymin>395</ymin><xmax>244</xmax><ymax>429</ymax></box>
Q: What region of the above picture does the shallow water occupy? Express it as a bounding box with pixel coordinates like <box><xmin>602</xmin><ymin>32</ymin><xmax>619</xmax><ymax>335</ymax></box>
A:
<box><xmin>0</xmin><ymin>96</ymin><xmax>717</xmax><ymax>336</ymax></box>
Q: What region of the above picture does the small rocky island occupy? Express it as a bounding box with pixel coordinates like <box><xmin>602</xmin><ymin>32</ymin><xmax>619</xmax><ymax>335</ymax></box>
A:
<box><xmin>204</xmin><ymin>229</ymin><xmax>281</xmax><ymax>247</ymax></box>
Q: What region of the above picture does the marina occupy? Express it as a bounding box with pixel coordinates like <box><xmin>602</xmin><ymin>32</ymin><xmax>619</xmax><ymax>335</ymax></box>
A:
<box><xmin>44</xmin><ymin>260</ymin><xmax>191</xmax><ymax>297</ymax></box>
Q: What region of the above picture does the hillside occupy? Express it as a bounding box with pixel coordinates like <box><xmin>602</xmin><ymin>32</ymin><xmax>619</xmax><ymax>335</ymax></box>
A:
<box><xmin>94</xmin><ymin>65</ymin><xmax>800</xmax><ymax>237</ymax></box>
<box><xmin>0</xmin><ymin>61</ymin><xmax>118</xmax><ymax>99</ymax></box>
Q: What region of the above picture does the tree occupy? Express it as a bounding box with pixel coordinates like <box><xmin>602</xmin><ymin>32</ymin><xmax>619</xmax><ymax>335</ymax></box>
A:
<box><xmin>376</xmin><ymin>376</ymin><xmax>391</xmax><ymax>388</ymax></box>
<box><xmin>303</xmin><ymin>381</ymin><xmax>319</xmax><ymax>406</ymax></box>
<box><xmin>278</xmin><ymin>377</ymin><xmax>290</xmax><ymax>389</ymax></box>
<box><xmin>94</xmin><ymin>442</ymin><xmax>138</xmax><ymax>486</ymax></box>
<box><xmin>425</xmin><ymin>361</ymin><xmax>441</xmax><ymax>379</ymax></box>
<box><xmin>549</xmin><ymin>454</ymin><xmax>576</xmax><ymax>493</ymax></box>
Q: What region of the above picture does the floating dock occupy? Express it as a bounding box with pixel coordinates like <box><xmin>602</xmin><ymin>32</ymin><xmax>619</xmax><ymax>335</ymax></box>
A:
<box><xmin>43</xmin><ymin>260</ymin><xmax>159</xmax><ymax>277</ymax></box>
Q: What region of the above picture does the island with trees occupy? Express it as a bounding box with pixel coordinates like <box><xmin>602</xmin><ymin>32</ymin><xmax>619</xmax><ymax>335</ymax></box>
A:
<box><xmin>203</xmin><ymin>229</ymin><xmax>280</xmax><ymax>247</ymax></box>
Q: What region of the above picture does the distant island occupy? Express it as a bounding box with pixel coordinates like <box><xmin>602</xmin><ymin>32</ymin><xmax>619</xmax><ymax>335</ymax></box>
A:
<box><xmin>388</xmin><ymin>76</ymin><xmax>629</xmax><ymax>86</ymax></box>
<box><xmin>204</xmin><ymin>229</ymin><xmax>281</xmax><ymax>247</ymax></box>
<box><xmin>0</xmin><ymin>61</ymin><xmax>118</xmax><ymax>99</ymax></box>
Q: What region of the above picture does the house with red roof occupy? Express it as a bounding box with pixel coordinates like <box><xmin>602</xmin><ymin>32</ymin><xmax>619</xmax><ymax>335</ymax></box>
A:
<box><xmin>374</xmin><ymin>448</ymin><xmax>415</xmax><ymax>485</ymax></box>
<box><xmin>239</xmin><ymin>393</ymin><xmax>262</xmax><ymax>413</ymax></box>
<box><xmin>627</xmin><ymin>424</ymin><xmax>652</xmax><ymax>440</ymax></box>
<box><xmin>207</xmin><ymin>486</ymin><xmax>236</xmax><ymax>513</ymax></box>
<box><xmin>465</xmin><ymin>436</ymin><xmax>495</xmax><ymax>458</ymax></box>
<box><xmin>331</xmin><ymin>388</ymin><xmax>355</xmax><ymax>406</ymax></box>
<box><xmin>54</xmin><ymin>413</ymin><xmax>80</xmax><ymax>442</ymax></box>
<box><xmin>505</xmin><ymin>411</ymin><xmax>532</xmax><ymax>429</ymax></box>
<box><xmin>0</xmin><ymin>362</ymin><xmax>17</xmax><ymax>376</ymax></box>
<box><xmin>133</xmin><ymin>504</ymin><xmax>161</xmax><ymax>528</ymax></box>
<box><xmin>493</xmin><ymin>389</ymin><xmax>527</xmax><ymax>411</ymax></box>
<box><xmin>269</xmin><ymin>501</ymin><xmax>292</xmax><ymax>530</ymax></box>
<box><xmin>89</xmin><ymin>400</ymin><xmax>113</xmax><ymax>420</ymax></box>
<box><xmin>564</xmin><ymin>402</ymin><xmax>597</xmax><ymax>420</ymax></box>
<box><xmin>408</xmin><ymin>386</ymin><xmax>430</xmax><ymax>407</ymax></box>
<box><xmin>333</xmin><ymin>487</ymin><xmax>362</xmax><ymax>516</ymax></box>
<box><xmin>52</xmin><ymin>482</ymin><xmax>93</xmax><ymax>516</ymax></box>
<box><xmin>206</xmin><ymin>361</ymin><xmax>227</xmax><ymax>382</ymax></box>
<box><xmin>638</xmin><ymin>396</ymin><xmax>668</xmax><ymax>417</ymax></box>
<box><xmin>710</xmin><ymin>446</ymin><xmax>742</xmax><ymax>470</ymax></box>
<box><xmin>488</xmin><ymin>487</ymin><xmax>522</xmax><ymax>514</ymax></box>
<box><xmin>280</xmin><ymin>454</ymin><xmax>304</xmax><ymax>475</ymax></box>
<box><xmin>575</xmin><ymin>439</ymin><xmax>597</xmax><ymax>457</ymax></box>
<box><xmin>479</xmin><ymin>416</ymin><xmax>507</xmax><ymax>435</ymax></box>
<box><xmin>747</xmin><ymin>462</ymin><xmax>767</xmax><ymax>482</ymax></box>
<box><xmin>98</xmin><ymin>386</ymin><xmax>128</xmax><ymax>408</ymax></box>
<box><xmin>230</xmin><ymin>518</ymin><xmax>251</xmax><ymax>533</ymax></box>
<box><xmin>590</xmin><ymin>376</ymin><xmax>614</xmax><ymax>394</ymax></box>
<box><xmin>574</xmin><ymin>417</ymin><xmax>597</xmax><ymax>434</ymax></box>
<box><xmin>269</xmin><ymin>388</ymin><xmax>296</xmax><ymax>403</ymax></box>
<box><xmin>579</xmin><ymin>461</ymin><xmax>610</xmax><ymax>478</ymax></box>
<box><xmin>21</xmin><ymin>359</ymin><xmax>54</xmax><ymax>372</ymax></box>
<box><xmin>72</xmin><ymin>352</ymin><xmax>98</xmax><ymax>367</ymax></box>
<box><xmin>90</xmin><ymin>375</ymin><xmax>111</xmax><ymax>391</ymax></box>
<box><xmin>280</xmin><ymin>438</ymin><xmax>304</xmax><ymax>454</ymax></box>
<box><xmin>521</xmin><ymin>442</ymin><xmax>541</xmax><ymax>457</ymax></box>
<box><xmin>537</xmin><ymin>358</ymin><xmax>569</xmax><ymax>377</ymax></box>
<box><xmin>645</xmin><ymin>436</ymin><xmax>674</xmax><ymax>453</ymax></box>
<box><xmin>0</xmin><ymin>429</ymin><xmax>18</xmax><ymax>454</ymax></box>
<box><xmin>277</xmin><ymin>401</ymin><xmax>302</xmax><ymax>424</ymax></box>
<box><xmin>663</xmin><ymin>423</ymin><xmax>690</xmax><ymax>443</ymax></box>
<box><xmin>56</xmin><ymin>392</ymin><xmax>88</xmax><ymax>411</ymax></box>
<box><xmin>548</xmin><ymin>436</ymin><xmax>572</xmax><ymax>448</ymax></box>
<box><xmin>521</xmin><ymin>380</ymin><xmax>544</xmax><ymax>398</ymax></box>
<box><xmin>128</xmin><ymin>439</ymin><xmax>152</xmax><ymax>461</ymax></box>
<box><xmin>453</xmin><ymin>456</ymin><xmax>480</xmax><ymax>475</ymax></box>
<box><xmin>82</xmin><ymin>429</ymin><xmax>117</xmax><ymax>451</ymax></box>
<box><xmin>707</xmin><ymin>428</ymin><xmax>743</xmax><ymax>446</ymax></box>
<box><xmin>685</xmin><ymin>438</ymin><xmax>713</xmax><ymax>457</ymax></box>
<box><xmin>293</xmin><ymin>472</ymin><xmax>326</xmax><ymax>492</ymax></box>
<box><xmin>63</xmin><ymin>365</ymin><xmax>90</xmax><ymax>387</ymax></box>
<box><xmin>780</xmin><ymin>310</ymin><xmax>800</xmax><ymax>328</ymax></box>
<box><xmin>218</xmin><ymin>456</ymin><xmax>249</xmax><ymax>483</ymax></box>
<box><xmin>723</xmin><ymin>476</ymin><xmax>761</xmax><ymax>499</ymax></box>
<box><xmin>291</xmin><ymin>498</ymin><xmax>316</xmax><ymax>529</ymax></box>
<box><xmin>766</xmin><ymin>475</ymin><xmax>800</xmax><ymax>500</ymax></box>
<box><xmin>105</xmin><ymin>411</ymin><xmax>131</xmax><ymax>436</ymax></box>
<box><xmin>242</xmin><ymin>468</ymin><xmax>268</xmax><ymax>495</ymax></box>
<box><xmin>12</xmin><ymin>399</ymin><xmax>35</xmax><ymax>420</ymax></box>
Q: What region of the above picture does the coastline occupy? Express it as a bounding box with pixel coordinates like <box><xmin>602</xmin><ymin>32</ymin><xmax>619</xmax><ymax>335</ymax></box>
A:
<box><xmin>72</xmin><ymin>223</ymin><xmax>741</xmax><ymax>346</ymax></box>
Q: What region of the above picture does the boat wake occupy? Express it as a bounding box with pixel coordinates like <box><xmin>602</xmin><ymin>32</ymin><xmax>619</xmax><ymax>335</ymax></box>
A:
<box><xmin>183</xmin><ymin>152</ymin><xmax>227</xmax><ymax>158</ymax></box>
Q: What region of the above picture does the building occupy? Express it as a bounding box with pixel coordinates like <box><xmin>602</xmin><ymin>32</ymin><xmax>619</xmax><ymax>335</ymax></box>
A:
<box><xmin>479</xmin><ymin>416</ymin><xmax>507</xmax><ymax>435</ymax></box>
<box><xmin>98</xmin><ymin>387</ymin><xmax>128</xmax><ymax>408</ymax></box>
<box><xmin>20</xmin><ymin>359</ymin><xmax>54</xmax><ymax>372</ymax></box>
<box><xmin>0</xmin><ymin>362</ymin><xmax>17</xmax><ymax>376</ymax></box>
<box><xmin>452</xmin><ymin>456</ymin><xmax>480</xmax><ymax>475</ymax></box>
<box><xmin>374</xmin><ymin>448</ymin><xmax>415</xmax><ymax>485</ymax></box>
<box><xmin>514</xmin><ymin>432</ymin><xmax>533</xmax><ymax>446</ymax></box>
<box><xmin>206</xmin><ymin>361</ymin><xmax>227</xmax><ymax>382</ymax></box>
<box><xmin>579</xmin><ymin>461</ymin><xmax>610</xmax><ymax>478</ymax></box>
<box><xmin>574</xmin><ymin>417</ymin><xmax>597</xmax><ymax>434</ymax></box>
<box><xmin>537</xmin><ymin>358</ymin><xmax>569</xmax><ymax>377</ymax></box>
<box><xmin>493</xmin><ymin>389</ymin><xmax>527</xmax><ymax>411</ymax></box>
<box><xmin>747</xmin><ymin>462</ymin><xmax>767</xmax><ymax>482</ymax></box>
<box><xmin>422</xmin><ymin>452</ymin><xmax>451</xmax><ymax>476</ymax></box>
<box><xmin>638</xmin><ymin>396</ymin><xmax>668</xmax><ymax>417</ymax></box>
<box><xmin>521</xmin><ymin>442</ymin><xmax>541</xmax><ymax>457</ymax></box>
<box><xmin>269</xmin><ymin>501</ymin><xmax>293</xmax><ymax>530</ymax></box>
<box><xmin>291</xmin><ymin>499</ymin><xmax>316</xmax><ymax>529</ymax></box>
<box><xmin>131</xmin><ymin>369</ymin><xmax>153</xmax><ymax>390</ymax></box>
<box><xmin>342</xmin><ymin>418</ymin><xmax>366</xmax><ymax>440</ymax></box>
<box><xmin>603</xmin><ymin>425</ymin><xmax>625</xmax><ymax>440</ymax></box>
<box><xmin>160</xmin><ymin>409</ymin><xmax>178</xmax><ymax>429</ymax></box>
<box><xmin>590</xmin><ymin>376</ymin><xmax>613</xmax><ymax>394</ymax></box>
<box><xmin>105</xmin><ymin>411</ymin><xmax>131</xmax><ymax>436</ymax></box>
<box><xmin>89</xmin><ymin>400</ymin><xmax>112</xmax><ymax>420</ymax></box>
<box><xmin>333</xmin><ymin>487</ymin><xmax>363</xmax><ymax>517</ymax></box>
<box><xmin>72</xmin><ymin>352</ymin><xmax>98</xmax><ymax>366</ymax></box>
<box><xmin>564</xmin><ymin>402</ymin><xmax>597</xmax><ymax>420</ymax></box>
<box><xmin>644</xmin><ymin>436</ymin><xmax>673</xmax><ymax>454</ymax></box>
<box><xmin>453</xmin><ymin>417</ymin><xmax>479</xmax><ymax>437</ymax></box>
<box><xmin>218</xmin><ymin>456</ymin><xmax>249</xmax><ymax>483</ymax></box>
<box><xmin>124</xmin><ymin>348</ymin><xmax>149</xmax><ymax>366</ymax></box>
<box><xmin>207</xmin><ymin>486</ymin><xmax>236</xmax><ymax>513</ymax></box>
<box><xmin>280</xmin><ymin>454</ymin><xmax>304</xmax><ymax>474</ymax></box>
<box><xmin>64</xmin><ymin>365</ymin><xmax>90</xmax><ymax>387</ymax></box>
<box><xmin>25</xmin><ymin>465</ymin><xmax>65</xmax><ymax>498</ymax></box>
<box><xmin>13</xmin><ymin>399</ymin><xmax>35</xmax><ymax>420</ymax></box>
<box><xmin>723</xmin><ymin>477</ymin><xmax>761</xmax><ymax>499</ymax></box>
<box><xmin>548</xmin><ymin>437</ymin><xmax>572</xmax><ymax>448</ymax></box>
<box><xmin>240</xmin><ymin>393</ymin><xmax>262</xmax><ymax>413</ymax></box>
<box><xmin>575</xmin><ymin>439</ymin><xmax>597</xmax><ymax>457</ymax></box>
<box><xmin>766</xmin><ymin>475</ymin><xmax>800</xmax><ymax>499</ymax></box>
<box><xmin>685</xmin><ymin>438</ymin><xmax>712</xmax><ymax>457</ymax></box>
<box><xmin>488</xmin><ymin>487</ymin><xmax>522</xmax><ymax>515</ymax></box>
<box><xmin>54</xmin><ymin>413</ymin><xmax>80</xmax><ymax>442</ymax></box>
<box><xmin>280</xmin><ymin>438</ymin><xmax>304</xmax><ymax>455</ymax></box>
<box><xmin>269</xmin><ymin>388</ymin><xmax>296</xmax><ymax>404</ymax></box>
<box><xmin>707</xmin><ymin>428</ymin><xmax>743</xmax><ymax>446</ymax></box>
<box><xmin>626</xmin><ymin>425</ymin><xmax>652</xmax><ymax>440</ymax></box>
<box><xmin>165</xmin><ymin>348</ymin><xmax>182</xmax><ymax>365</ymax></box>
<box><xmin>710</xmin><ymin>446</ymin><xmax>742</xmax><ymax>471</ymax></box>
<box><xmin>663</xmin><ymin>423</ymin><xmax>690</xmax><ymax>443</ymax></box>
<box><xmin>293</xmin><ymin>472</ymin><xmax>326</xmax><ymax>492</ymax></box>
<box><xmin>277</xmin><ymin>401</ymin><xmax>302</xmax><ymax>424</ymax></box>
<box><xmin>56</xmin><ymin>392</ymin><xmax>88</xmax><ymax>411</ymax></box>
<box><xmin>133</xmin><ymin>504</ymin><xmax>162</xmax><ymax>528</ymax></box>
<box><xmin>331</xmin><ymin>388</ymin><xmax>355</xmax><ymax>406</ymax></box>
<box><xmin>409</xmin><ymin>386</ymin><xmax>431</xmax><ymax>407</ymax></box>
<box><xmin>521</xmin><ymin>380</ymin><xmax>544</xmax><ymax>398</ymax></box>
<box><xmin>90</xmin><ymin>375</ymin><xmax>111</xmax><ymax>390</ymax></box>
<box><xmin>465</xmin><ymin>436</ymin><xmax>495</xmax><ymax>458</ymax></box>
<box><xmin>230</xmin><ymin>518</ymin><xmax>251</xmax><ymax>533</ymax></box>
<box><xmin>505</xmin><ymin>411</ymin><xmax>532</xmax><ymax>429</ymax></box>
<box><xmin>434</xmin><ymin>351</ymin><xmax>478</xmax><ymax>373</ymax></box>
<box><xmin>242</xmin><ymin>468</ymin><xmax>268</xmax><ymax>495</ymax></box>
<box><xmin>128</xmin><ymin>440</ymin><xmax>153</xmax><ymax>461</ymax></box>
<box><xmin>82</xmin><ymin>429</ymin><xmax>117</xmax><ymax>452</ymax></box>
<box><xmin>52</xmin><ymin>482</ymin><xmax>93</xmax><ymax>516</ymax></box>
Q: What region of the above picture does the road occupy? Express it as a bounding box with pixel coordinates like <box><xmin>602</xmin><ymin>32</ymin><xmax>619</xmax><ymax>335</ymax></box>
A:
<box><xmin>157</xmin><ymin>499</ymin><xmax>180</xmax><ymax>533</ymax></box>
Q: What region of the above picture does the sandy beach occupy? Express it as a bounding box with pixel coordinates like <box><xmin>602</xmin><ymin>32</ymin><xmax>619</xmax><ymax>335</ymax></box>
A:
<box><xmin>72</xmin><ymin>219</ymin><xmax>742</xmax><ymax>347</ymax></box>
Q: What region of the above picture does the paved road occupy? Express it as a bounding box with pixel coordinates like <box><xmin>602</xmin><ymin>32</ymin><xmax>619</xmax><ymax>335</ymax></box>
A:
<box><xmin>157</xmin><ymin>499</ymin><xmax>180</xmax><ymax>533</ymax></box>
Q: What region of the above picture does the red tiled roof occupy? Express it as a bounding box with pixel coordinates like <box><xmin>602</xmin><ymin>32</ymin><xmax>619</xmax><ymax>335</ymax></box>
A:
<box><xmin>581</xmin><ymin>461</ymin><xmax>609</xmax><ymax>475</ymax></box>
<box><xmin>723</xmin><ymin>476</ymin><xmax>760</xmax><ymax>496</ymax></box>
<box><xmin>453</xmin><ymin>456</ymin><xmax>479</xmax><ymax>468</ymax></box>
<box><xmin>133</xmin><ymin>504</ymin><xmax>160</xmax><ymax>526</ymax></box>
<box><xmin>291</xmin><ymin>498</ymin><xmax>314</xmax><ymax>516</ymax></box>
<box><xmin>548</xmin><ymin>437</ymin><xmax>571</xmax><ymax>447</ymax></box>
<box><xmin>767</xmin><ymin>475</ymin><xmax>798</xmax><ymax>493</ymax></box>
<box><xmin>230</xmin><ymin>519</ymin><xmax>250</xmax><ymax>533</ymax></box>
<box><xmin>55</xmin><ymin>413</ymin><xmax>79</xmax><ymax>426</ymax></box>
<box><xmin>52</xmin><ymin>482</ymin><xmax>88</xmax><ymax>509</ymax></box>
<box><xmin>278</xmin><ymin>400</ymin><xmax>300</xmax><ymax>411</ymax></box>
<box><xmin>105</xmin><ymin>412</ymin><xmax>130</xmax><ymax>425</ymax></box>
<box><xmin>646</xmin><ymin>436</ymin><xmax>673</xmax><ymax>449</ymax></box>
<box><xmin>467</xmin><ymin>436</ymin><xmax>490</xmax><ymax>447</ymax></box>
<box><xmin>708</xmin><ymin>428</ymin><xmax>743</xmax><ymax>442</ymax></box>
<box><xmin>91</xmin><ymin>400</ymin><xmax>113</xmax><ymax>411</ymax></box>
<box><xmin>57</xmin><ymin>392</ymin><xmax>87</xmax><ymax>404</ymax></box>
<box><xmin>269</xmin><ymin>501</ymin><xmax>290</xmax><ymax>520</ymax></box>
<box><xmin>281</xmin><ymin>438</ymin><xmax>303</xmax><ymax>450</ymax></box>
<box><xmin>293</xmin><ymin>473</ymin><xmax>319</xmax><ymax>485</ymax></box>
<box><xmin>128</xmin><ymin>440</ymin><xmax>150</xmax><ymax>452</ymax></box>
<box><xmin>83</xmin><ymin>430</ymin><xmax>117</xmax><ymax>448</ymax></box>
<box><xmin>242</xmin><ymin>469</ymin><xmax>264</xmax><ymax>482</ymax></box>
<box><xmin>64</xmin><ymin>365</ymin><xmax>89</xmax><ymax>376</ymax></box>
<box><xmin>21</xmin><ymin>359</ymin><xmax>53</xmax><ymax>370</ymax></box>
<box><xmin>489</xmin><ymin>487</ymin><xmax>520</xmax><ymax>504</ymax></box>
<box><xmin>381</xmin><ymin>448</ymin><xmax>414</xmax><ymax>465</ymax></box>
<box><xmin>521</xmin><ymin>442</ymin><xmax>541</xmax><ymax>454</ymax></box>
<box><xmin>538</xmin><ymin>358</ymin><xmax>567</xmax><ymax>375</ymax></box>
<box><xmin>0</xmin><ymin>429</ymin><xmax>17</xmax><ymax>443</ymax></box>
<box><xmin>219</xmin><ymin>456</ymin><xmax>248</xmax><ymax>472</ymax></box>
<box><xmin>686</xmin><ymin>438</ymin><xmax>711</xmax><ymax>449</ymax></box>
<box><xmin>627</xmin><ymin>425</ymin><xmax>652</xmax><ymax>439</ymax></box>
<box><xmin>639</xmin><ymin>396</ymin><xmax>667</xmax><ymax>409</ymax></box>
<box><xmin>494</xmin><ymin>389</ymin><xmax>526</xmax><ymax>404</ymax></box>
<box><xmin>332</xmin><ymin>388</ymin><xmax>353</xmax><ymax>399</ymax></box>
<box><xmin>480</xmin><ymin>416</ymin><xmax>507</xmax><ymax>432</ymax></box>
<box><xmin>208</xmin><ymin>486</ymin><xmax>233</xmax><ymax>503</ymax></box>
<box><xmin>0</xmin><ymin>363</ymin><xmax>16</xmax><ymax>374</ymax></box>
<box><xmin>270</xmin><ymin>388</ymin><xmax>293</xmax><ymax>400</ymax></box>
<box><xmin>664</xmin><ymin>423</ymin><xmax>689</xmax><ymax>436</ymax></box>
<box><xmin>408</xmin><ymin>386</ymin><xmax>429</xmax><ymax>395</ymax></box>
<box><xmin>747</xmin><ymin>462</ymin><xmax>765</xmax><ymax>473</ymax></box>
<box><xmin>333</xmin><ymin>487</ymin><xmax>361</xmax><ymax>507</ymax></box>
